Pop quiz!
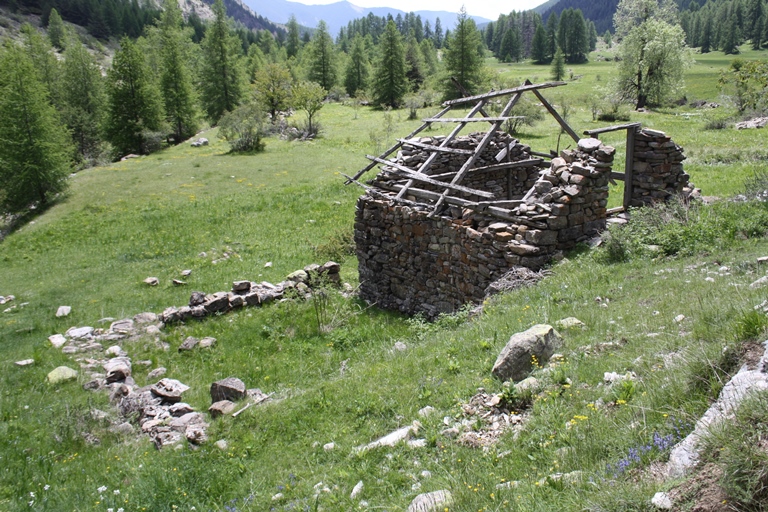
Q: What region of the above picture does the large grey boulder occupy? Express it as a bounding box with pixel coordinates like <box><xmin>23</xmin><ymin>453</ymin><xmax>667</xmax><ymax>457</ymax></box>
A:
<box><xmin>210</xmin><ymin>377</ymin><xmax>246</xmax><ymax>402</ymax></box>
<box><xmin>492</xmin><ymin>324</ymin><xmax>563</xmax><ymax>382</ymax></box>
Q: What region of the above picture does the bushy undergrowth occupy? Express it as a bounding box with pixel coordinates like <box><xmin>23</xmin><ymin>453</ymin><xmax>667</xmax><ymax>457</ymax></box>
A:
<box><xmin>597</xmin><ymin>197</ymin><xmax>768</xmax><ymax>262</ymax></box>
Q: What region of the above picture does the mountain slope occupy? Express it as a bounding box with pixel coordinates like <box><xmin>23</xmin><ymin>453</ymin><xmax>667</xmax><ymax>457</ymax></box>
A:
<box><xmin>241</xmin><ymin>0</ymin><xmax>490</xmax><ymax>37</ymax></box>
<box><xmin>543</xmin><ymin>0</ymin><xmax>618</xmax><ymax>34</ymax></box>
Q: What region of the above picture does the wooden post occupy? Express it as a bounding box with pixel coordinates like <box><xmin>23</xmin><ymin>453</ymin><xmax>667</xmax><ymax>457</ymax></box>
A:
<box><xmin>623</xmin><ymin>126</ymin><xmax>637</xmax><ymax>210</ymax></box>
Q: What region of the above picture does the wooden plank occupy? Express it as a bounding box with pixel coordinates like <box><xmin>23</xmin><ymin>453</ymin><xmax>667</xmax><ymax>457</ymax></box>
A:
<box><xmin>367</xmin><ymin>156</ymin><xmax>494</xmax><ymax>198</ymax></box>
<box><xmin>422</xmin><ymin>117</ymin><xmax>522</xmax><ymax>123</ymax></box>
<box><xmin>623</xmin><ymin>126</ymin><xmax>637</xmax><ymax>209</ymax></box>
<box><xmin>427</xmin><ymin>159</ymin><xmax>544</xmax><ymax>180</ymax></box>
<box><xmin>346</xmin><ymin>105</ymin><xmax>452</xmax><ymax>184</ymax></box>
<box><xmin>525</xmin><ymin>79</ymin><xmax>580</xmax><ymax>143</ymax></box>
<box><xmin>442</xmin><ymin>81</ymin><xmax>567</xmax><ymax>106</ymax></box>
<box><xmin>607</xmin><ymin>206</ymin><xmax>625</xmax><ymax>215</ymax></box>
<box><xmin>343</xmin><ymin>174</ymin><xmax>425</xmax><ymax>208</ymax></box>
<box><xmin>429</xmin><ymin>93</ymin><xmax>524</xmax><ymax>215</ymax></box>
<box><xmin>584</xmin><ymin>123</ymin><xmax>641</xmax><ymax>136</ymax></box>
<box><xmin>610</xmin><ymin>171</ymin><xmax>626</xmax><ymax>181</ymax></box>
<box><xmin>395</xmin><ymin>99</ymin><xmax>488</xmax><ymax>200</ymax></box>
<box><xmin>530</xmin><ymin>150</ymin><xmax>556</xmax><ymax>159</ymax></box>
<box><xmin>397</xmin><ymin>139</ymin><xmax>474</xmax><ymax>155</ymax></box>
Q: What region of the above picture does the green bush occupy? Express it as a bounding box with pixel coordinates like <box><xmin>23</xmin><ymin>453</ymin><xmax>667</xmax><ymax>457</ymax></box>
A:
<box><xmin>218</xmin><ymin>103</ymin><xmax>266</xmax><ymax>152</ymax></box>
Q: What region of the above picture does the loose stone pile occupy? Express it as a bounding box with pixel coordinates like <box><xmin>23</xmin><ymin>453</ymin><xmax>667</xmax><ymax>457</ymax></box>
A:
<box><xmin>159</xmin><ymin>261</ymin><xmax>341</xmax><ymax>324</ymax></box>
<box><xmin>629</xmin><ymin>128</ymin><xmax>692</xmax><ymax>207</ymax></box>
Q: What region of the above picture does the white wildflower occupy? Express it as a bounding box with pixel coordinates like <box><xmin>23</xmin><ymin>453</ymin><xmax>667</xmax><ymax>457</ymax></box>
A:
<box><xmin>97</xmin><ymin>486</ymin><xmax>107</xmax><ymax>493</ymax></box>
<box><xmin>113</xmin><ymin>489</ymin><xmax>120</xmax><ymax>495</ymax></box>
<box><xmin>44</xmin><ymin>485</ymin><xmax>50</xmax><ymax>491</ymax></box>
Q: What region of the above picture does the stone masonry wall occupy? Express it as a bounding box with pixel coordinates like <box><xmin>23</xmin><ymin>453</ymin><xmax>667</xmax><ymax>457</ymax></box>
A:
<box><xmin>355</xmin><ymin>134</ymin><xmax>615</xmax><ymax>317</ymax></box>
<box><xmin>630</xmin><ymin>128</ymin><xmax>691</xmax><ymax>207</ymax></box>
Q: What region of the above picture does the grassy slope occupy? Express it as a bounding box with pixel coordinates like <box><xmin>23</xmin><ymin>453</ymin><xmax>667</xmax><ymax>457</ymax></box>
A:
<box><xmin>1</xmin><ymin>46</ymin><xmax>768</xmax><ymax>511</ymax></box>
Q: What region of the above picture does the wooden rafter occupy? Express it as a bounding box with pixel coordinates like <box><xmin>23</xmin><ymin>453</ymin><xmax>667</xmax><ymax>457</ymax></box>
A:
<box><xmin>524</xmin><ymin>80</ymin><xmax>580</xmax><ymax>143</ymax></box>
<box><xmin>442</xmin><ymin>81</ymin><xmax>566</xmax><ymax>106</ymax></box>
<box><xmin>397</xmin><ymin>139</ymin><xmax>474</xmax><ymax>155</ymax></box>
<box><xmin>366</xmin><ymin>156</ymin><xmax>494</xmax><ymax>198</ymax></box>
<box><xmin>427</xmin><ymin>159</ymin><xmax>544</xmax><ymax>180</ymax></box>
<box><xmin>422</xmin><ymin>116</ymin><xmax>522</xmax><ymax>123</ymax></box>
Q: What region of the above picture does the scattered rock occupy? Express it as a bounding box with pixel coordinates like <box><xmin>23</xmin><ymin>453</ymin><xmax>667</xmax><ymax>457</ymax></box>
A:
<box><xmin>209</xmin><ymin>400</ymin><xmax>236</xmax><ymax>418</ymax></box>
<box><xmin>144</xmin><ymin>277</ymin><xmax>159</xmax><ymax>286</ymax></box>
<box><xmin>407</xmin><ymin>490</ymin><xmax>453</xmax><ymax>512</ymax></box>
<box><xmin>104</xmin><ymin>358</ymin><xmax>132</xmax><ymax>383</ymax></box>
<box><xmin>134</xmin><ymin>312</ymin><xmax>158</xmax><ymax>324</ymax></box>
<box><xmin>215</xmin><ymin>439</ymin><xmax>228</xmax><ymax>450</ymax></box>
<box><xmin>323</xmin><ymin>442</ymin><xmax>335</xmax><ymax>451</ymax></box>
<box><xmin>105</xmin><ymin>345</ymin><xmax>127</xmax><ymax>357</ymax></box>
<box><xmin>181</xmin><ymin>270</ymin><xmax>192</xmax><ymax>277</ymax></box>
<box><xmin>735</xmin><ymin>117</ymin><xmax>768</xmax><ymax>130</ymax></box>
<box><xmin>556</xmin><ymin>317</ymin><xmax>585</xmax><ymax>329</ymax></box>
<box><xmin>56</xmin><ymin>305</ymin><xmax>71</xmax><ymax>317</ymax></box>
<box><xmin>111</xmin><ymin>422</ymin><xmax>135</xmax><ymax>436</ymax></box>
<box><xmin>350</xmin><ymin>480</ymin><xmax>364</xmax><ymax>500</ymax></box>
<box><xmin>750</xmin><ymin>276</ymin><xmax>768</xmax><ymax>289</ymax></box>
<box><xmin>210</xmin><ymin>377</ymin><xmax>246</xmax><ymax>402</ymax></box>
<box><xmin>199</xmin><ymin>337</ymin><xmax>217</xmax><ymax>349</ymax></box>
<box><xmin>15</xmin><ymin>359</ymin><xmax>34</xmax><ymax>367</ymax></box>
<box><xmin>178</xmin><ymin>336</ymin><xmax>200</xmax><ymax>351</ymax></box>
<box><xmin>147</xmin><ymin>367</ymin><xmax>167</xmax><ymax>380</ymax></box>
<box><xmin>66</xmin><ymin>326</ymin><xmax>94</xmax><ymax>339</ymax></box>
<box><xmin>418</xmin><ymin>406</ymin><xmax>436</xmax><ymax>417</ymax></box>
<box><xmin>393</xmin><ymin>341</ymin><xmax>407</xmax><ymax>351</ymax></box>
<box><xmin>110</xmin><ymin>318</ymin><xmax>135</xmax><ymax>334</ymax></box>
<box><xmin>674</xmin><ymin>314</ymin><xmax>686</xmax><ymax>323</ymax></box>
<box><xmin>172</xmin><ymin>279</ymin><xmax>186</xmax><ymax>286</ymax></box>
<box><xmin>151</xmin><ymin>378</ymin><xmax>190</xmax><ymax>403</ymax></box>
<box><xmin>47</xmin><ymin>366</ymin><xmax>78</xmax><ymax>384</ymax></box>
<box><xmin>651</xmin><ymin>491</ymin><xmax>673</xmax><ymax>509</ymax></box>
<box><xmin>232</xmin><ymin>280</ymin><xmax>251</xmax><ymax>292</ymax></box>
<box><xmin>48</xmin><ymin>334</ymin><xmax>67</xmax><ymax>348</ymax></box>
<box><xmin>604</xmin><ymin>371</ymin><xmax>636</xmax><ymax>384</ymax></box>
<box><xmin>492</xmin><ymin>324</ymin><xmax>564</xmax><ymax>382</ymax></box>
<box><xmin>355</xmin><ymin>421</ymin><xmax>420</xmax><ymax>452</ymax></box>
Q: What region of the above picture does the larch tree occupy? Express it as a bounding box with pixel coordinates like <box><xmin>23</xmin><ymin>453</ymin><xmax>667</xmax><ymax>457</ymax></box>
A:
<box><xmin>551</xmin><ymin>46</ymin><xmax>565</xmax><ymax>80</ymax></box>
<box><xmin>61</xmin><ymin>34</ymin><xmax>105</xmax><ymax>163</ymax></box>
<box><xmin>199</xmin><ymin>0</ymin><xmax>246</xmax><ymax>123</ymax></box>
<box><xmin>158</xmin><ymin>0</ymin><xmax>199</xmax><ymax>143</ymax></box>
<box><xmin>47</xmin><ymin>8</ymin><xmax>66</xmax><ymax>50</ymax></box>
<box><xmin>344</xmin><ymin>33</ymin><xmax>371</xmax><ymax>96</ymax></box>
<box><xmin>442</xmin><ymin>7</ymin><xmax>486</xmax><ymax>100</ymax></box>
<box><xmin>307</xmin><ymin>21</ymin><xmax>337</xmax><ymax>91</ymax></box>
<box><xmin>286</xmin><ymin>15</ymin><xmax>301</xmax><ymax>59</ymax></box>
<box><xmin>20</xmin><ymin>24</ymin><xmax>61</xmax><ymax>108</ymax></box>
<box><xmin>613</xmin><ymin>0</ymin><xmax>692</xmax><ymax>109</ymax></box>
<box><xmin>253</xmin><ymin>63</ymin><xmax>292</xmax><ymax>122</ymax></box>
<box><xmin>0</xmin><ymin>41</ymin><xmax>72</xmax><ymax>214</ymax></box>
<box><xmin>531</xmin><ymin>24</ymin><xmax>549</xmax><ymax>64</ymax></box>
<box><xmin>104</xmin><ymin>38</ymin><xmax>165</xmax><ymax>156</ymax></box>
<box><xmin>372</xmin><ymin>20</ymin><xmax>407</xmax><ymax>108</ymax></box>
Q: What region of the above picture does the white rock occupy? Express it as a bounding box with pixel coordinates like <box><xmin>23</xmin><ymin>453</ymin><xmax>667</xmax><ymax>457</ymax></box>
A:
<box><xmin>418</xmin><ymin>406</ymin><xmax>436</xmax><ymax>418</ymax></box>
<box><xmin>264</xmin><ymin>261</ymin><xmax>272</xmax><ymax>268</ymax></box>
<box><xmin>355</xmin><ymin>421</ymin><xmax>421</xmax><ymax>452</ymax></box>
<box><xmin>48</xmin><ymin>334</ymin><xmax>67</xmax><ymax>348</ymax></box>
<box><xmin>393</xmin><ymin>341</ymin><xmax>407</xmax><ymax>351</ymax></box>
<box><xmin>556</xmin><ymin>317</ymin><xmax>585</xmax><ymax>329</ymax></box>
<box><xmin>323</xmin><ymin>442</ymin><xmax>335</xmax><ymax>451</ymax></box>
<box><xmin>271</xmin><ymin>493</ymin><xmax>284</xmax><ymax>501</ymax></box>
<box><xmin>673</xmin><ymin>314</ymin><xmax>685</xmax><ymax>323</ymax></box>
<box><xmin>144</xmin><ymin>277</ymin><xmax>159</xmax><ymax>286</ymax></box>
<box><xmin>420</xmin><ymin>470</ymin><xmax>432</xmax><ymax>478</ymax></box>
<box><xmin>66</xmin><ymin>326</ymin><xmax>94</xmax><ymax>339</ymax></box>
<box><xmin>750</xmin><ymin>276</ymin><xmax>768</xmax><ymax>288</ymax></box>
<box><xmin>651</xmin><ymin>491</ymin><xmax>673</xmax><ymax>509</ymax></box>
<box><xmin>407</xmin><ymin>490</ymin><xmax>453</xmax><ymax>512</ymax></box>
<box><xmin>350</xmin><ymin>480</ymin><xmax>364</xmax><ymax>500</ymax></box>
<box><xmin>214</xmin><ymin>439</ymin><xmax>228</xmax><ymax>451</ymax></box>
<box><xmin>15</xmin><ymin>359</ymin><xmax>34</xmax><ymax>367</ymax></box>
<box><xmin>105</xmin><ymin>345</ymin><xmax>125</xmax><ymax>357</ymax></box>
<box><xmin>56</xmin><ymin>306</ymin><xmax>71</xmax><ymax>317</ymax></box>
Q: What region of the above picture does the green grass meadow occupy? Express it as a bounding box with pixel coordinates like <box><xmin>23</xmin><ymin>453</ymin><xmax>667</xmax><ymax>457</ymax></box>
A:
<box><xmin>3</xmin><ymin>46</ymin><xmax>768</xmax><ymax>511</ymax></box>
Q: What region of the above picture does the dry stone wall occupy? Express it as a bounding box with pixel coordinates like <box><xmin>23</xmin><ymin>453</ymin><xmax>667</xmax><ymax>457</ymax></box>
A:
<box><xmin>630</xmin><ymin>128</ymin><xmax>691</xmax><ymax>207</ymax></box>
<box><xmin>355</xmin><ymin>133</ymin><xmax>615</xmax><ymax>317</ymax></box>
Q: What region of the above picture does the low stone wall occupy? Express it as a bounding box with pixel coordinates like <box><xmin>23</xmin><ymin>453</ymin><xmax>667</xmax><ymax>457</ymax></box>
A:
<box><xmin>630</xmin><ymin>128</ymin><xmax>691</xmax><ymax>207</ymax></box>
<box><xmin>355</xmin><ymin>136</ymin><xmax>615</xmax><ymax>317</ymax></box>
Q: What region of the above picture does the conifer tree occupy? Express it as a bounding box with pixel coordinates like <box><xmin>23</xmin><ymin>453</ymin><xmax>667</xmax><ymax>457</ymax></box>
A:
<box><xmin>307</xmin><ymin>21</ymin><xmax>337</xmax><ymax>90</ymax></box>
<box><xmin>372</xmin><ymin>20</ymin><xmax>407</xmax><ymax>107</ymax></box>
<box><xmin>20</xmin><ymin>24</ymin><xmax>61</xmax><ymax>108</ymax></box>
<box><xmin>286</xmin><ymin>15</ymin><xmax>301</xmax><ymax>59</ymax></box>
<box><xmin>47</xmin><ymin>8</ymin><xmax>65</xmax><ymax>50</ymax></box>
<box><xmin>61</xmin><ymin>34</ymin><xmax>105</xmax><ymax>163</ymax></box>
<box><xmin>442</xmin><ymin>7</ymin><xmax>486</xmax><ymax>100</ymax></box>
<box><xmin>404</xmin><ymin>35</ymin><xmax>425</xmax><ymax>89</ymax></box>
<box><xmin>0</xmin><ymin>42</ymin><xmax>72</xmax><ymax>213</ymax></box>
<box><xmin>551</xmin><ymin>46</ymin><xmax>565</xmax><ymax>80</ymax></box>
<box><xmin>158</xmin><ymin>0</ymin><xmax>199</xmax><ymax>143</ymax></box>
<box><xmin>531</xmin><ymin>24</ymin><xmax>548</xmax><ymax>63</ymax></box>
<box><xmin>344</xmin><ymin>33</ymin><xmax>370</xmax><ymax>96</ymax></box>
<box><xmin>500</xmin><ymin>25</ymin><xmax>522</xmax><ymax>62</ymax></box>
<box><xmin>433</xmin><ymin>17</ymin><xmax>443</xmax><ymax>48</ymax></box>
<box><xmin>199</xmin><ymin>0</ymin><xmax>246</xmax><ymax>123</ymax></box>
<box><xmin>104</xmin><ymin>38</ymin><xmax>165</xmax><ymax>155</ymax></box>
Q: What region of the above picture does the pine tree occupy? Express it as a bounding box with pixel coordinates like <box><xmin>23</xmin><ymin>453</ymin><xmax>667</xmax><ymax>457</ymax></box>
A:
<box><xmin>344</xmin><ymin>33</ymin><xmax>370</xmax><ymax>96</ymax></box>
<box><xmin>104</xmin><ymin>38</ymin><xmax>165</xmax><ymax>155</ymax></box>
<box><xmin>199</xmin><ymin>0</ymin><xmax>246</xmax><ymax>123</ymax></box>
<box><xmin>20</xmin><ymin>24</ymin><xmax>61</xmax><ymax>108</ymax></box>
<box><xmin>442</xmin><ymin>7</ymin><xmax>486</xmax><ymax>100</ymax></box>
<box><xmin>551</xmin><ymin>46</ymin><xmax>565</xmax><ymax>80</ymax></box>
<box><xmin>372</xmin><ymin>20</ymin><xmax>407</xmax><ymax>107</ymax></box>
<box><xmin>47</xmin><ymin>8</ymin><xmax>65</xmax><ymax>50</ymax></box>
<box><xmin>531</xmin><ymin>24</ymin><xmax>548</xmax><ymax>64</ymax></box>
<box><xmin>700</xmin><ymin>10</ymin><xmax>712</xmax><ymax>53</ymax></box>
<box><xmin>721</xmin><ymin>9</ymin><xmax>740</xmax><ymax>54</ymax></box>
<box><xmin>546</xmin><ymin>12</ymin><xmax>558</xmax><ymax>62</ymax></box>
<box><xmin>404</xmin><ymin>35</ymin><xmax>425</xmax><ymax>89</ymax></box>
<box><xmin>286</xmin><ymin>15</ymin><xmax>301</xmax><ymax>59</ymax></box>
<box><xmin>500</xmin><ymin>26</ymin><xmax>522</xmax><ymax>62</ymax></box>
<box><xmin>61</xmin><ymin>34</ymin><xmax>105</xmax><ymax>163</ymax></box>
<box><xmin>158</xmin><ymin>0</ymin><xmax>199</xmax><ymax>143</ymax></box>
<box><xmin>433</xmin><ymin>17</ymin><xmax>443</xmax><ymax>48</ymax></box>
<box><xmin>0</xmin><ymin>41</ymin><xmax>72</xmax><ymax>213</ymax></box>
<box><xmin>307</xmin><ymin>21</ymin><xmax>337</xmax><ymax>90</ymax></box>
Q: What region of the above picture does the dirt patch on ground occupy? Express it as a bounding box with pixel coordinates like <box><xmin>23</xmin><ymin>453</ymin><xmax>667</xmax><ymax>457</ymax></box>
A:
<box><xmin>667</xmin><ymin>463</ymin><xmax>731</xmax><ymax>512</ymax></box>
<box><xmin>740</xmin><ymin>340</ymin><xmax>766</xmax><ymax>370</ymax></box>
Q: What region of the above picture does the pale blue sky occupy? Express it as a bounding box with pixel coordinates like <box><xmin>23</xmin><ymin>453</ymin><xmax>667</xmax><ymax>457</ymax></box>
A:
<box><xmin>286</xmin><ymin>0</ymin><xmax>545</xmax><ymax>20</ymax></box>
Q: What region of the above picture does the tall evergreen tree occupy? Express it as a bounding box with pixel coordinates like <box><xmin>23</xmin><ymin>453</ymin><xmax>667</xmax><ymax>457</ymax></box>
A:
<box><xmin>344</xmin><ymin>33</ymin><xmax>370</xmax><ymax>96</ymax></box>
<box><xmin>700</xmin><ymin>10</ymin><xmax>712</xmax><ymax>53</ymax></box>
<box><xmin>546</xmin><ymin>12</ymin><xmax>558</xmax><ymax>62</ymax></box>
<box><xmin>433</xmin><ymin>17</ymin><xmax>443</xmax><ymax>48</ymax></box>
<box><xmin>47</xmin><ymin>7</ymin><xmax>65</xmax><ymax>50</ymax></box>
<box><xmin>104</xmin><ymin>38</ymin><xmax>165</xmax><ymax>155</ymax></box>
<box><xmin>404</xmin><ymin>35</ymin><xmax>425</xmax><ymax>88</ymax></box>
<box><xmin>199</xmin><ymin>0</ymin><xmax>245</xmax><ymax>123</ymax></box>
<box><xmin>531</xmin><ymin>24</ymin><xmax>549</xmax><ymax>63</ymax></box>
<box><xmin>20</xmin><ymin>24</ymin><xmax>61</xmax><ymax>108</ymax></box>
<box><xmin>551</xmin><ymin>46</ymin><xmax>565</xmax><ymax>80</ymax></box>
<box><xmin>372</xmin><ymin>20</ymin><xmax>407</xmax><ymax>107</ymax></box>
<box><xmin>721</xmin><ymin>9</ymin><xmax>740</xmax><ymax>54</ymax></box>
<box><xmin>158</xmin><ymin>0</ymin><xmax>199</xmax><ymax>143</ymax></box>
<box><xmin>286</xmin><ymin>15</ymin><xmax>301</xmax><ymax>59</ymax></box>
<box><xmin>0</xmin><ymin>41</ymin><xmax>72</xmax><ymax>213</ymax></box>
<box><xmin>61</xmin><ymin>34</ymin><xmax>104</xmax><ymax>163</ymax></box>
<box><xmin>442</xmin><ymin>7</ymin><xmax>486</xmax><ymax>100</ymax></box>
<box><xmin>307</xmin><ymin>20</ymin><xmax>337</xmax><ymax>90</ymax></box>
<box><xmin>500</xmin><ymin>26</ymin><xmax>522</xmax><ymax>62</ymax></box>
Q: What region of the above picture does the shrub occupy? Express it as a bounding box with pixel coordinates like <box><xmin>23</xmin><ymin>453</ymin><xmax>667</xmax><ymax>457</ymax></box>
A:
<box><xmin>218</xmin><ymin>103</ymin><xmax>266</xmax><ymax>152</ymax></box>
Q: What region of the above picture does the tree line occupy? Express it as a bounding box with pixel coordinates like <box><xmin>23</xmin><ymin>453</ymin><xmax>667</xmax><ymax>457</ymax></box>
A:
<box><xmin>679</xmin><ymin>0</ymin><xmax>768</xmax><ymax>53</ymax></box>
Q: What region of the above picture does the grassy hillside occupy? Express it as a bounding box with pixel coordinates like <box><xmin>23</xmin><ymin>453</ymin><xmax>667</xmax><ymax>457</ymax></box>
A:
<box><xmin>2</xmin><ymin>47</ymin><xmax>768</xmax><ymax>511</ymax></box>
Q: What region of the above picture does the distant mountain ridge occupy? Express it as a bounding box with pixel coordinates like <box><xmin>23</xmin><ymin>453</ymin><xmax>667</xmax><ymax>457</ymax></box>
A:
<box><xmin>241</xmin><ymin>0</ymin><xmax>491</xmax><ymax>37</ymax></box>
